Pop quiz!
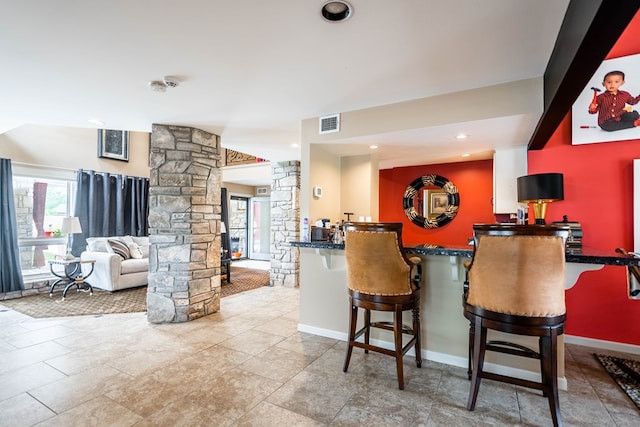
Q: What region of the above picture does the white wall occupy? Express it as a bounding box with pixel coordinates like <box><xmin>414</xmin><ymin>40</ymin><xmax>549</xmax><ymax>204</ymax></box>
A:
<box><xmin>0</xmin><ymin>124</ymin><xmax>150</xmax><ymax>177</ymax></box>
<box><xmin>222</xmin><ymin>162</ymin><xmax>271</xmax><ymax>193</ymax></box>
<box><xmin>224</xmin><ymin>182</ymin><xmax>256</xmax><ymax>197</ymax></box>
<box><xmin>340</xmin><ymin>154</ymin><xmax>379</xmax><ymax>222</ymax></box>
<box><xmin>301</xmin><ymin>78</ymin><xmax>543</xmax><ymax>145</ymax></box>
<box><xmin>308</xmin><ymin>144</ymin><xmax>341</xmax><ymax>224</ymax></box>
<box><xmin>305</xmin><ymin>147</ymin><xmax>380</xmax><ymax>226</ymax></box>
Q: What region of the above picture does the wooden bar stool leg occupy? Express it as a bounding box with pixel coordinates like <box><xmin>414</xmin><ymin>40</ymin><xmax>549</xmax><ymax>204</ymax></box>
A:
<box><xmin>364</xmin><ymin>309</ymin><xmax>371</xmax><ymax>354</ymax></box>
<box><xmin>543</xmin><ymin>331</ymin><xmax>562</xmax><ymax>427</ymax></box>
<box><xmin>467</xmin><ymin>316</ymin><xmax>486</xmax><ymax>411</ymax></box>
<box><xmin>394</xmin><ymin>306</ymin><xmax>405</xmax><ymax>390</ymax></box>
<box><xmin>343</xmin><ymin>303</ymin><xmax>358</xmax><ymax>372</ymax></box>
<box><xmin>468</xmin><ymin>321</ymin><xmax>475</xmax><ymax>380</ymax></box>
<box><xmin>412</xmin><ymin>307</ymin><xmax>422</xmax><ymax>368</ymax></box>
<box><xmin>538</xmin><ymin>336</ymin><xmax>549</xmax><ymax>398</ymax></box>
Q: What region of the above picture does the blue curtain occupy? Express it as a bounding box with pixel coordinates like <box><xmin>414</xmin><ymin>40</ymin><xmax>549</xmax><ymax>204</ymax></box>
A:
<box><xmin>72</xmin><ymin>169</ymin><xmax>149</xmax><ymax>255</ymax></box>
<box><xmin>0</xmin><ymin>158</ymin><xmax>25</xmax><ymax>293</ymax></box>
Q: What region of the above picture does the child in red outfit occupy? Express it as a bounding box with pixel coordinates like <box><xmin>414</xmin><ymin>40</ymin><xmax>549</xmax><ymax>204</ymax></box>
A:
<box><xmin>588</xmin><ymin>70</ymin><xmax>640</xmax><ymax>131</ymax></box>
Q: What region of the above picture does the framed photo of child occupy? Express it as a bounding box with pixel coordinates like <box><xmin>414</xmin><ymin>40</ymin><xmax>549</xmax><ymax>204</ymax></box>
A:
<box><xmin>572</xmin><ymin>53</ymin><xmax>640</xmax><ymax>145</ymax></box>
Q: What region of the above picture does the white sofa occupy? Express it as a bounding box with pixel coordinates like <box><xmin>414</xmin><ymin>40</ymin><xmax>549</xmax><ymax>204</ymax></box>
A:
<box><xmin>80</xmin><ymin>235</ymin><xmax>149</xmax><ymax>292</ymax></box>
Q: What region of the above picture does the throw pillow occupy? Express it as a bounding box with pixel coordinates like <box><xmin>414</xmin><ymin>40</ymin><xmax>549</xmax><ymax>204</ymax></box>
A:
<box><xmin>131</xmin><ymin>236</ymin><xmax>150</xmax><ymax>258</ymax></box>
<box><xmin>86</xmin><ymin>237</ymin><xmax>111</xmax><ymax>253</ymax></box>
<box><xmin>139</xmin><ymin>244</ymin><xmax>150</xmax><ymax>258</ymax></box>
<box><xmin>128</xmin><ymin>242</ymin><xmax>144</xmax><ymax>259</ymax></box>
<box><xmin>108</xmin><ymin>238</ymin><xmax>131</xmax><ymax>260</ymax></box>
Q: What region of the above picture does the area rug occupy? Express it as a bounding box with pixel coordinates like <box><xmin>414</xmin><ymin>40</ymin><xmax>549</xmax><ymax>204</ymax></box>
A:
<box><xmin>594</xmin><ymin>353</ymin><xmax>640</xmax><ymax>410</ymax></box>
<box><xmin>223</xmin><ymin>266</ymin><xmax>271</xmax><ymax>297</ymax></box>
<box><xmin>0</xmin><ymin>267</ymin><xmax>270</xmax><ymax>318</ymax></box>
<box><xmin>0</xmin><ymin>286</ymin><xmax>147</xmax><ymax>318</ymax></box>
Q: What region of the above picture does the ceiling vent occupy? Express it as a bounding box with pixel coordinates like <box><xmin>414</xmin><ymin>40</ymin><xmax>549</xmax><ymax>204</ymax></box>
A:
<box><xmin>319</xmin><ymin>114</ymin><xmax>340</xmax><ymax>134</ymax></box>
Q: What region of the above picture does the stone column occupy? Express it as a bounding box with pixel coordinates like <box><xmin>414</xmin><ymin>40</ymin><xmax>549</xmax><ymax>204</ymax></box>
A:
<box><xmin>270</xmin><ymin>161</ymin><xmax>300</xmax><ymax>287</ymax></box>
<box><xmin>147</xmin><ymin>124</ymin><xmax>222</xmax><ymax>323</ymax></box>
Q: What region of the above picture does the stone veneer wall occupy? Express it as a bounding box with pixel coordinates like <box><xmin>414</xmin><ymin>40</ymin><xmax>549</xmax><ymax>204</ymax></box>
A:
<box><xmin>147</xmin><ymin>124</ymin><xmax>223</xmax><ymax>323</ymax></box>
<box><xmin>270</xmin><ymin>161</ymin><xmax>300</xmax><ymax>287</ymax></box>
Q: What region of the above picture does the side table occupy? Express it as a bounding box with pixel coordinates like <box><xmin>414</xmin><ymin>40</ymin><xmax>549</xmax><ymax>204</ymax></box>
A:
<box><xmin>48</xmin><ymin>258</ymin><xmax>96</xmax><ymax>300</ymax></box>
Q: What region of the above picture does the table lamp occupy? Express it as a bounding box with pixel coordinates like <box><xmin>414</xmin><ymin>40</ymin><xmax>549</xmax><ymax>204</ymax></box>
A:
<box><xmin>61</xmin><ymin>216</ymin><xmax>83</xmax><ymax>260</ymax></box>
<box><xmin>517</xmin><ymin>173</ymin><xmax>564</xmax><ymax>224</ymax></box>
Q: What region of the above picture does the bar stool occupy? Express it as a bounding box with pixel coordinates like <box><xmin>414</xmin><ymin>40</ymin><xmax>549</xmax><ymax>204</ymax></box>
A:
<box><xmin>463</xmin><ymin>224</ymin><xmax>570</xmax><ymax>427</ymax></box>
<box><xmin>342</xmin><ymin>222</ymin><xmax>422</xmax><ymax>390</ymax></box>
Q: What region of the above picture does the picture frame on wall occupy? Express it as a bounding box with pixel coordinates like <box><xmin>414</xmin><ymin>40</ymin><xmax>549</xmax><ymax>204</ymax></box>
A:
<box><xmin>430</xmin><ymin>192</ymin><xmax>449</xmax><ymax>216</ymax></box>
<box><xmin>423</xmin><ymin>190</ymin><xmax>448</xmax><ymax>217</ymax></box>
<box><xmin>571</xmin><ymin>53</ymin><xmax>640</xmax><ymax>146</ymax></box>
<box><xmin>98</xmin><ymin>129</ymin><xmax>129</xmax><ymax>161</ymax></box>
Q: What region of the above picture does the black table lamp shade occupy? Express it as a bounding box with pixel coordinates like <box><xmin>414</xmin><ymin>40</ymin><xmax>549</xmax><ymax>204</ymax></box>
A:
<box><xmin>517</xmin><ymin>173</ymin><xmax>564</xmax><ymax>224</ymax></box>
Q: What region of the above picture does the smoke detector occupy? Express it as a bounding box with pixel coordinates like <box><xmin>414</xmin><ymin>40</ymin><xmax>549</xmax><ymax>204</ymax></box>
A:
<box><xmin>163</xmin><ymin>76</ymin><xmax>179</xmax><ymax>88</ymax></box>
<box><xmin>148</xmin><ymin>76</ymin><xmax>180</xmax><ymax>92</ymax></box>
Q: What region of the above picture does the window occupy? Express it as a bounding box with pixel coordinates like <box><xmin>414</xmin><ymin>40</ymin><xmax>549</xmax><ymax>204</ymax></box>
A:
<box><xmin>13</xmin><ymin>172</ymin><xmax>76</xmax><ymax>279</ymax></box>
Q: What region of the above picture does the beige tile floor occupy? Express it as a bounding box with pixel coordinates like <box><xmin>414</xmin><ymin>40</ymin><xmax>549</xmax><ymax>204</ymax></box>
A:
<box><xmin>0</xmin><ymin>286</ymin><xmax>639</xmax><ymax>426</ymax></box>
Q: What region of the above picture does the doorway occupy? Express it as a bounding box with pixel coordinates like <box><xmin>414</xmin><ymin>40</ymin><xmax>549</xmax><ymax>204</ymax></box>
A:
<box><xmin>229</xmin><ymin>196</ymin><xmax>248</xmax><ymax>259</ymax></box>
<box><xmin>229</xmin><ymin>195</ymin><xmax>271</xmax><ymax>260</ymax></box>
<box><xmin>251</xmin><ymin>197</ymin><xmax>271</xmax><ymax>261</ymax></box>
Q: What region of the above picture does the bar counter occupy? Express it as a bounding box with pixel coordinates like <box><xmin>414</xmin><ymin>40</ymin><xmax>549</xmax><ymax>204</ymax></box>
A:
<box><xmin>289</xmin><ymin>241</ymin><xmax>640</xmax><ymax>266</ymax></box>
<box><xmin>289</xmin><ymin>240</ymin><xmax>638</xmax><ymax>390</ymax></box>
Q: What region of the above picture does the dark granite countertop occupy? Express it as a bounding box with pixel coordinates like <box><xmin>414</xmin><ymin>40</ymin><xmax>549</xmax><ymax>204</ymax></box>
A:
<box><xmin>289</xmin><ymin>241</ymin><xmax>640</xmax><ymax>266</ymax></box>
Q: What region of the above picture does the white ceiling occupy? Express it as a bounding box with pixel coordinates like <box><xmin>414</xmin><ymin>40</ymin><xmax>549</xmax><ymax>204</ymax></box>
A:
<box><xmin>0</xmin><ymin>0</ymin><xmax>570</xmax><ymax>182</ymax></box>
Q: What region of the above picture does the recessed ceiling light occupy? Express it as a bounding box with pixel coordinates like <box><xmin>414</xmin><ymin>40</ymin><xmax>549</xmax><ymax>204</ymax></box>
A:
<box><xmin>321</xmin><ymin>1</ymin><xmax>352</xmax><ymax>22</ymax></box>
<box><xmin>455</xmin><ymin>133</ymin><xmax>468</xmax><ymax>140</ymax></box>
<box><xmin>88</xmin><ymin>119</ymin><xmax>104</xmax><ymax>126</ymax></box>
<box><xmin>291</xmin><ymin>143</ymin><xmax>300</xmax><ymax>148</ymax></box>
<box><xmin>369</xmin><ymin>145</ymin><xmax>378</xmax><ymax>149</ymax></box>
<box><xmin>461</xmin><ymin>153</ymin><xmax>471</xmax><ymax>157</ymax></box>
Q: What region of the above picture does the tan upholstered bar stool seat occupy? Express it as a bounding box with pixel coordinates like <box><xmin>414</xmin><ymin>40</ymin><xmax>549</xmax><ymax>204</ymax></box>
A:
<box><xmin>342</xmin><ymin>222</ymin><xmax>422</xmax><ymax>390</ymax></box>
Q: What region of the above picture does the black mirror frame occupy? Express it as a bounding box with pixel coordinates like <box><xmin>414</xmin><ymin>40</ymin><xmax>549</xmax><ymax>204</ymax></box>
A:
<box><xmin>402</xmin><ymin>174</ymin><xmax>460</xmax><ymax>229</ymax></box>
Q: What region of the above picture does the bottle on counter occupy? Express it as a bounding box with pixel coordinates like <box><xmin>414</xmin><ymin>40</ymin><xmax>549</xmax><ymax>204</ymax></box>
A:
<box><xmin>332</xmin><ymin>221</ymin><xmax>343</xmax><ymax>244</ymax></box>
<box><xmin>302</xmin><ymin>218</ymin><xmax>310</xmax><ymax>242</ymax></box>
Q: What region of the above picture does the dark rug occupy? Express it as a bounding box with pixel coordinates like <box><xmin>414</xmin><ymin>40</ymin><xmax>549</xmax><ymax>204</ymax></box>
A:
<box><xmin>0</xmin><ymin>267</ymin><xmax>270</xmax><ymax>318</ymax></box>
<box><xmin>223</xmin><ymin>266</ymin><xmax>271</xmax><ymax>297</ymax></box>
<box><xmin>595</xmin><ymin>353</ymin><xmax>640</xmax><ymax>410</ymax></box>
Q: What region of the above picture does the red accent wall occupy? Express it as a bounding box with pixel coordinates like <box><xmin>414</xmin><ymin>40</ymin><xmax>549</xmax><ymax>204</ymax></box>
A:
<box><xmin>379</xmin><ymin>12</ymin><xmax>640</xmax><ymax>346</ymax></box>
<box><xmin>526</xmin><ymin>11</ymin><xmax>640</xmax><ymax>345</ymax></box>
<box><xmin>528</xmin><ymin>115</ymin><xmax>640</xmax><ymax>345</ymax></box>
<box><xmin>379</xmin><ymin>160</ymin><xmax>495</xmax><ymax>245</ymax></box>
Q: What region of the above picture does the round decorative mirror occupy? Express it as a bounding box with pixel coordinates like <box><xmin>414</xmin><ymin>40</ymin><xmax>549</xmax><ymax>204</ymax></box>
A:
<box><xmin>402</xmin><ymin>175</ymin><xmax>460</xmax><ymax>228</ymax></box>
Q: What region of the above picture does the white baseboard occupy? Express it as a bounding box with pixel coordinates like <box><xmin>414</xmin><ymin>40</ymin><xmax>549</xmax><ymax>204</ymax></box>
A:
<box><xmin>298</xmin><ymin>323</ymin><xmax>347</xmax><ymax>341</ymax></box>
<box><xmin>421</xmin><ymin>350</ymin><xmax>568</xmax><ymax>389</ymax></box>
<box><xmin>297</xmin><ymin>322</ymin><xmax>568</xmax><ymax>389</ymax></box>
<box><xmin>565</xmin><ymin>334</ymin><xmax>640</xmax><ymax>355</ymax></box>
